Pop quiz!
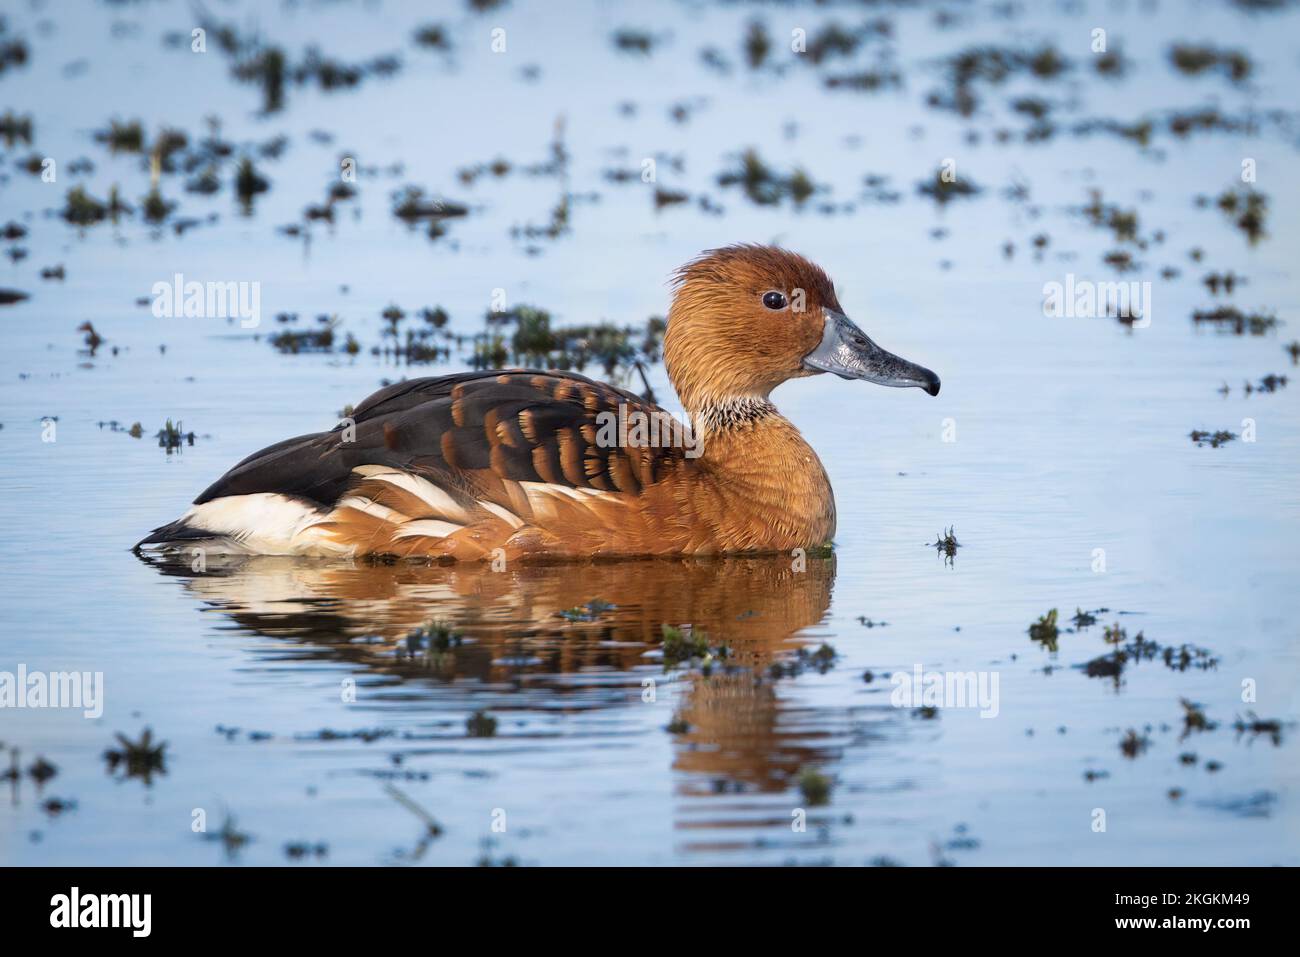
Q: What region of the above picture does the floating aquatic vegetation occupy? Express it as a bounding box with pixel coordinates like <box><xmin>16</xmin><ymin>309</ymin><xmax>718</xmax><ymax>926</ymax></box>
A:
<box><xmin>612</xmin><ymin>29</ymin><xmax>659</xmax><ymax>55</ymax></box>
<box><xmin>1169</xmin><ymin>44</ymin><xmax>1252</xmax><ymax>84</ymax></box>
<box><xmin>1080</xmin><ymin>190</ymin><xmax>1142</xmax><ymax>244</ymax></box>
<box><xmin>27</xmin><ymin>755</ymin><xmax>57</xmax><ymax>784</ymax></box>
<box><xmin>927</xmin><ymin>44</ymin><xmax>1071</xmax><ymax>116</ymax></box>
<box><xmin>1070</xmin><ymin>116</ymin><xmax>1154</xmax><ymax>147</ymax></box>
<box><xmin>140</xmin><ymin>187</ymin><xmax>175</xmax><ymax>224</ymax></box>
<box><xmin>234</xmin><ymin>157</ymin><xmax>270</xmax><ymax>210</ymax></box>
<box><xmin>823</xmin><ymin>66</ymin><xmax>902</xmax><ymax>92</ymax></box>
<box><xmin>917</xmin><ymin>170</ymin><xmax>981</xmax><ymax>205</ymax></box>
<box><xmin>1233</xmin><ymin>712</ymin><xmax>1283</xmax><ymax>746</ymax></box>
<box><xmin>717</xmin><ymin>149</ymin><xmax>821</xmax><ymax>207</ymax></box>
<box><xmin>1119</xmin><ymin>728</ymin><xmax>1150</xmax><ymax>759</ymax></box>
<box><xmin>94</xmin><ymin>118</ymin><xmax>145</xmax><ymax>154</ymax></box>
<box><xmin>654</xmin><ymin>187</ymin><xmax>689</xmax><ymax>210</ymax></box>
<box><xmin>1102</xmin><ymin>249</ymin><xmax>1139</xmax><ymax>273</ymax></box>
<box><xmin>660</xmin><ymin>624</ymin><xmax>708</xmax><ymax>666</ymax></box>
<box><xmin>284</xmin><ymin>841</ymin><xmax>329</xmax><ymax>860</ymax></box>
<box><xmin>412</xmin><ymin>24</ymin><xmax>451</xmax><ymax>51</ymax></box>
<box><xmin>1213</xmin><ymin>186</ymin><xmax>1268</xmax><ymax>244</ymax></box>
<box><xmin>1203</xmin><ymin>271</ymin><xmax>1244</xmax><ymax>295</ymax></box>
<box><xmin>1245</xmin><ymin>374</ymin><xmax>1288</xmax><ymax>394</ymax></box>
<box><xmin>61</xmin><ymin>186</ymin><xmax>109</xmax><ymax>226</ymax></box>
<box><xmin>482</xmin><ymin>305</ymin><xmax>663</xmax><ymax>383</ymax></box>
<box><xmin>392</xmin><ymin>186</ymin><xmax>469</xmax><ymax>225</ymax></box>
<box><xmin>202</xmin><ymin>812</ymin><xmax>251</xmax><ymax>859</ymax></box>
<box><xmin>768</xmin><ymin>642</ymin><xmax>838</xmax><ymax>679</ymax></box>
<box><xmin>457</xmin><ymin>157</ymin><xmax>512</xmax><ymax>186</ymax></box>
<box><xmin>743</xmin><ymin>20</ymin><xmax>771</xmax><ymax>69</ymax></box>
<box><xmin>1180</xmin><ymin>698</ymin><xmax>1217</xmax><ymax>738</ymax></box>
<box><xmin>270</xmin><ymin>319</ymin><xmax>337</xmax><ymax>354</ymax></box>
<box><xmin>186</xmin><ymin>166</ymin><xmax>221</xmax><ymax>195</ymax></box>
<box><xmin>1027</xmin><ymin>609</ymin><xmax>1060</xmax><ymax>651</ymax></box>
<box><xmin>511</xmin><ymin>192</ymin><xmax>570</xmax><ymax>242</ymax></box>
<box><xmin>1191</xmin><ymin>305</ymin><xmax>1279</xmax><ymax>336</ymax></box>
<box><xmin>557</xmin><ymin>599</ymin><xmax>615</xmax><ymax>623</ymax></box>
<box><xmin>1072</xmin><ymin>608</ymin><xmax>1098</xmax><ymax>628</ymax></box>
<box><xmin>1187</xmin><ymin>426</ymin><xmax>1235</xmax><ymax>448</ymax></box>
<box><xmin>200</xmin><ymin>16</ymin><xmax>401</xmax><ymax>112</ymax></box>
<box><xmin>1094</xmin><ymin>45</ymin><xmax>1130</xmax><ymax>78</ymax></box>
<box><xmin>857</xmin><ymin>176</ymin><xmax>902</xmax><ymax>209</ymax></box>
<box><xmin>930</xmin><ymin>526</ymin><xmax>960</xmax><ymax>563</ymax></box>
<box><xmin>1167</xmin><ymin>107</ymin><xmax>1246</xmax><ymax>138</ymax></box>
<box><xmin>1080</xmin><ymin>628</ymin><xmax>1218</xmax><ymax>684</ymax></box>
<box><xmin>103</xmin><ymin>728</ymin><xmax>167</xmax><ymax>785</ymax></box>
<box><xmin>0</xmin><ymin>110</ymin><xmax>33</xmax><ymax>146</ymax></box>
<box><xmin>155</xmin><ymin>418</ymin><xmax>195</xmax><ymax>452</ymax></box>
<box><xmin>798</xmin><ymin>767</ymin><xmax>832</xmax><ymax>806</ymax></box>
<box><xmin>466</xmin><ymin>710</ymin><xmax>498</xmax><ymax>738</ymax></box>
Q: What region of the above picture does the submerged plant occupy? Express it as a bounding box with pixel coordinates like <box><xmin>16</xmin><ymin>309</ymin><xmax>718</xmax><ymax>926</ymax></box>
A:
<box><xmin>1188</xmin><ymin>429</ymin><xmax>1236</xmax><ymax>448</ymax></box>
<box><xmin>798</xmin><ymin>767</ymin><xmax>832</xmax><ymax>806</ymax></box>
<box><xmin>103</xmin><ymin>728</ymin><xmax>167</xmax><ymax>785</ymax></box>
<box><xmin>1027</xmin><ymin>609</ymin><xmax>1060</xmax><ymax>651</ymax></box>
<box><xmin>466</xmin><ymin>710</ymin><xmax>498</xmax><ymax>738</ymax></box>
<box><xmin>931</xmin><ymin>526</ymin><xmax>960</xmax><ymax>563</ymax></box>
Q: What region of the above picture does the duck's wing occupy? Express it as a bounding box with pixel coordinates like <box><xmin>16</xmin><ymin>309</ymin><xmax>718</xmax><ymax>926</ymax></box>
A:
<box><xmin>144</xmin><ymin>370</ymin><xmax>695</xmax><ymax>557</ymax></box>
<box><xmin>195</xmin><ymin>369</ymin><xmax>685</xmax><ymax>505</ymax></box>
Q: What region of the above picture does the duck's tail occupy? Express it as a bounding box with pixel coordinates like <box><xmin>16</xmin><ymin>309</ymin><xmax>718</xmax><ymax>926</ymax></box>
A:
<box><xmin>134</xmin><ymin>493</ymin><xmax>341</xmax><ymax>556</ymax></box>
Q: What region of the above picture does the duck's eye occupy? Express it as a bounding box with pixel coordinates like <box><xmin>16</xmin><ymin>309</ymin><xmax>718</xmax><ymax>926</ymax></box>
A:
<box><xmin>762</xmin><ymin>291</ymin><xmax>788</xmax><ymax>310</ymax></box>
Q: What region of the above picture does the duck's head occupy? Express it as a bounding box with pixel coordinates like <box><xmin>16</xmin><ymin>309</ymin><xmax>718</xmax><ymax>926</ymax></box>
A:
<box><xmin>665</xmin><ymin>244</ymin><xmax>940</xmax><ymax>415</ymax></box>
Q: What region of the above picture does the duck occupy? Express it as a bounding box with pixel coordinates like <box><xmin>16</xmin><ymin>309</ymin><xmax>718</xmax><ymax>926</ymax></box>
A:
<box><xmin>136</xmin><ymin>245</ymin><xmax>939</xmax><ymax>562</ymax></box>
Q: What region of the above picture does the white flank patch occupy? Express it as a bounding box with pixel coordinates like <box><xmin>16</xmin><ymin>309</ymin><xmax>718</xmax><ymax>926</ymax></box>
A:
<box><xmin>350</xmin><ymin>466</ymin><xmax>471</xmax><ymax>522</ymax></box>
<box><xmin>180</xmin><ymin>494</ymin><xmax>350</xmax><ymax>556</ymax></box>
<box><xmin>477</xmin><ymin>500</ymin><xmax>525</xmax><ymax>529</ymax></box>
<box><xmin>393</xmin><ymin>519</ymin><xmax>465</xmax><ymax>539</ymax></box>
<box><xmin>335</xmin><ymin>496</ymin><xmax>405</xmax><ymax>524</ymax></box>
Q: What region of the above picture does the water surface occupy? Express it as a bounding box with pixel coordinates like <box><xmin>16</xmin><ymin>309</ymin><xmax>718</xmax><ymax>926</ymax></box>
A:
<box><xmin>1</xmin><ymin>0</ymin><xmax>1297</xmax><ymax>865</ymax></box>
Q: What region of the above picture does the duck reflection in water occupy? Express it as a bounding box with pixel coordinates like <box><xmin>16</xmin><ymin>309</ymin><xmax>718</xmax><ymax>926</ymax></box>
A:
<box><xmin>140</xmin><ymin>552</ymin><xmax>843</xmax><ymax>796</ymax></box>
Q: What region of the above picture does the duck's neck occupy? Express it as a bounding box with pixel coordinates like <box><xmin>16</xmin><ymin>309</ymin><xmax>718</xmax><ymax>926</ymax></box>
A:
<box><xmin>686</xmin><ymin>397</ymin><xmax>837</xmax><ymax>552</ymax></box>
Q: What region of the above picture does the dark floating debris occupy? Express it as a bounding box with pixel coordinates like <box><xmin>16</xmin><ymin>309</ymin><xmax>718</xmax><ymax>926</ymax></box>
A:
<box><xmin>1027</xmin><ymin>608</ymin><xmax>1060</xmax><ymax>651</ymax></box>
<box><xmin>1169</xmin><ymin>44</ymin><xmax>1252</xmax><ymax>85</ymax></box>
<box><xmin>103</xmin><ymin>728</ymin><xmax>168</xmax><ymax>785</ymax></box>
<box><xmin>1079</xmin><ymin>624</ymin><xmax>1219</xmax><ymax>684</ymax></box>
<box><xmin>612</xmin><ymin>29</ymin><xmax>660</xmax><ymax>55</ymax></box>
<box><xmin>1188</xmin><ymin>429</ymin><xmax>1236</xmax><ymax>448</ymax></box>
<box><xmin>1209</xmin><ymin>186</ymin><xmax>1268</xmax><ymax>244</ymax></box>
<box><xmin>917</xmin><ymin>169</ymin><xmax>981</xmax><ymax>206</ymax></box>
<box><xmin>156</xmin><ymin>419</ymin><xmax>196</xmax><ymax>453</ymax></box>
<box><xmin>1233</xmin><ymin>712</ymin><xmax>1283</xmax><ymax>746</ymax></box>
<box><xmin>930</xmin><ymin>526</ymin><xmax>960</xmax><ymax>564</ymax></box>
<box><xmin>716</xmin><ymin>149</ymin><xmax>821</xmax><ymax>207</ymax></box>
<box><xmin>466</xmin><ymin>710</ymin><xmax>498</xmax><ymax>738</ymax></box>
<box><xmin>659</xmin><ymin>624</ymin><xmax>726</xmax><ymax>670</ymax></box>
<box><xmin>1119</xmin><ymin>728</ymin><xmax>1150</xmax><ymax>759</ymax></box>
<box><xmin>798</xmin><ymin>767</ymin><xmax>833</xmax><ymax>806</ymax></box>
<box><xmin>1191</xmin><ymin>306</ymin><xmax>1279</xmax><ymax>336</ymax></box>
<box><xmin>768</xmin><ymin>642</ymin><xmax>837</xmax><ymax>679</ymax></box>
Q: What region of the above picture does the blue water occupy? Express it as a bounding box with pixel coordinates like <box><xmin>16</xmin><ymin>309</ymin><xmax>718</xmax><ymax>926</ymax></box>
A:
<box><xmin>0</xmin><ymin>0</ymin><xmax>1297</xmax><ymax>865</ymax></box>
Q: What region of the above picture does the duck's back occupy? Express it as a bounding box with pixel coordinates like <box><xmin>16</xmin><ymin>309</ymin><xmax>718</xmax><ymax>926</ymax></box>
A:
<box><xmin>138</xmin><ymin>370</ymin><xmax>702</xmax><ymax>561</ymax></box>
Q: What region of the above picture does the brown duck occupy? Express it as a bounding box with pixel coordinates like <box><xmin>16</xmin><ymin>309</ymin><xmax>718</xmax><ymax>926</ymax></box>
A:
<box><xmin>137</xmin><ymin>245</ymin><xmax>940</xmax><ymax>561</ymax></box>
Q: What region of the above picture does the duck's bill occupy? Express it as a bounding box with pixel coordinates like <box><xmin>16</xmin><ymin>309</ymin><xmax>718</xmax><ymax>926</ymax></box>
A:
<box><xmin>802</xmin><ymin>309</ymin><xmax>941</xmax><ymax>396</ymax></box>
